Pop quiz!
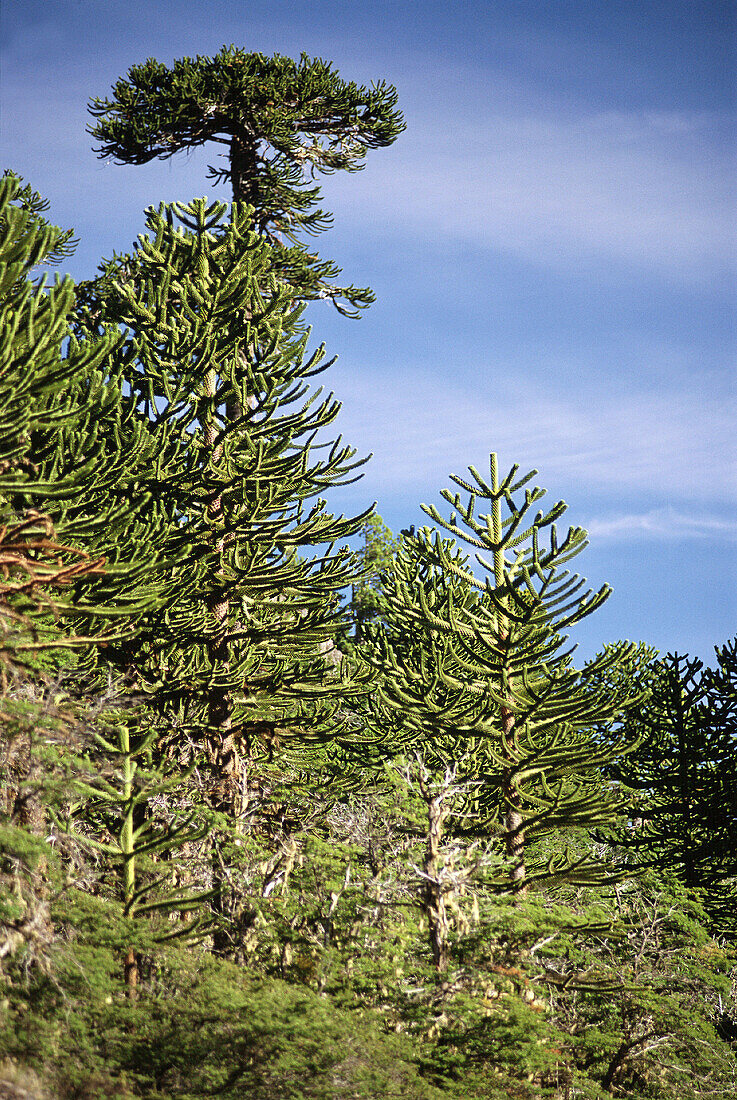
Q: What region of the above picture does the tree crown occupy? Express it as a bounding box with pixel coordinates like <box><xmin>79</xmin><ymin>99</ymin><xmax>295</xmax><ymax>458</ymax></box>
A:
<box><xmin>88</xmin><ymin>46</ymin><xmax>405</xmax><ymax>241</ymax></box>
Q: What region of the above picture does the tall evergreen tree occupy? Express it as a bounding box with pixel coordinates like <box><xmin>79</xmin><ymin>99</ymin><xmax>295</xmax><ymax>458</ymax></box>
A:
<box><xmin>349</xmin><ymin>513</ymin><xmax>400</xmax><ymax>642</ymax></box>
<box><xmin>75</xmin><ymin>198</ymin><xmax>370</xmax><ymax>836</ymax></box>
<box><xmin>87</xmin><ymin>45</ymin><xmax>404</xmax><ymax>312</ymax></box>
<box><xmin>0</xmin><ymin>171</ymin><xmax>106</xmax><ymax>670</ymax></box>
<box><xmin>365</xmin><ymin>455</ymin><xmax>638</xmax><ymax>903</ymax></box>
<box><xmin>82</xmin><ymin>50</ymin><xmax>403</xmax><ymax>837</ymax></box>
<box><xmin>0</xmin><ymin>171</ymin><xmax>179</xmax><ymax>865</ymax></box>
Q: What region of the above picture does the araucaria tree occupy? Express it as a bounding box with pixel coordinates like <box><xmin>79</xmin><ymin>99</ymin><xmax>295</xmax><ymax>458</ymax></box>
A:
<box><xmin>75</xmin><ymin>197</ymin><xmax>370</xmax><ymax>828</ymax></box>
<box><xmin>80</xmin><ymin>49</ymin><xmax>404</xmax><ymax>841</ymax></box>
<box><xmin>349</xmin><ymin>514</ymin><xmax>400</xmax><ymax>642</ymax></box>
<box><xmin>0</xmin><ymin>168</ymin><xmax>180</xmax><ymax>955</ymax></box>
<box><xmin>0</xmin><ymin>171</ymin><xmax>171</xmax><ymax>674</ymax></box>
<box><xmin>3</xmin><ymin>59</ymin><xmax>737</xmax><ymax>1090</ymax></box>
<box><xmin>88</xmin><ymin>46</ymin><xmax>405</xmax><ymax>311</ymax></box>
<box><xmin>366</xmin><ymin>455</ymin><xmax>638</xmax><ymax>910</ymax></box>
<box><xmin>608</xmin><ymin>641</ymin><xmax>737</xmax><ymax>935</ymax></box>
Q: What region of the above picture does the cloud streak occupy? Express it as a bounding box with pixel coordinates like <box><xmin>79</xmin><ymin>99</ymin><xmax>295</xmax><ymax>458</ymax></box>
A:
<box><xmin>332</xmin><ymin>100</ymin><xmax>735</xmax><ymax>282</ymax></box>
<box><xmin>3</xmin><ymin>25</ymin><xmax>734</xmax><ymax>288</ymax></box>
<box><xmin>584</xmin><ymin>507</ymin><xmax>737</xmax><ymax>543</ymax></box>
<box><xmin>333</xmin><ymin>365</ymin><xmax>737</xmax><ymax>505</ymax></box>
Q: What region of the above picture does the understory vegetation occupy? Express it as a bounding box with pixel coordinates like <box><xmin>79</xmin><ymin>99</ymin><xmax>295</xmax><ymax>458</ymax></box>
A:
<box><xmin>1</xmin><ymin>46</ymin><xmax>735</xmax><ymax>1100</ymax></box>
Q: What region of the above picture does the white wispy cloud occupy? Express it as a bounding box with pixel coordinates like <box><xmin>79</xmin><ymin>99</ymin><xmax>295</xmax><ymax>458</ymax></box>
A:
<box><xmin>584</xmin><ymin>508</ymin><xmax>737</xmax><ymax>543</ymax></box>
<box><xmin>333</xmin><ymin>364</ymin><xmax>737</xmax><ymax>506</ymax></box>
<box><xmin>332</xmin><ymin>98</ymin><xmax>735</xmax><ymax>282</ymax></box>
<box><xmin>3</xmin><ymin>24</ymin><xmax>734</xmax><ymax>287</ymax></box>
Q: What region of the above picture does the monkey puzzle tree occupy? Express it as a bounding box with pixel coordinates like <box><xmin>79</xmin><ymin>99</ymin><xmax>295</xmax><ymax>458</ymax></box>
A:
<box><xmin>82</xmin><ymin>50</ymin><xmax>402</xmax><ymax>836</ymax></box>
<box><xmin>88</xmin><ymin>45</ymin><xmax>404</xmax><ymax>312</ymax></box>
<box><xmin>366</xmin><ymin>455</ymin><xmax>639</xmax><ymax>905</ymax></box>
<box><xmin>0</xmin><ymin>171</ymin><xmax>182</xmax><ymax>874</ymax></box>
<box><xmin>347</xmin><ymin>513</ymin><xmax>400</xmax><ymax>643</ymax></box>
<box><xmin>0</xmin><ymin>171</ymin><xmax>103</xmax><ymax>667</ymax></box>
<box><xmin>74</xmin><ymin>197</ymin><xmax>370</xmax><ymax>838</ymax></box>
<box><xmin>607</xmin><ymin>641</ymin><xmax>737</xmax><ymax>936</ymax></box>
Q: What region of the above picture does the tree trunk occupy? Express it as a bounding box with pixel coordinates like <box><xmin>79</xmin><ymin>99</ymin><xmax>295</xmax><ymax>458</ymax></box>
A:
<box><xmin>423</xmin><ymin>792</ymin><xmax>451</xmax><ymax>972</ymax></box>
<box><xmin>204</xmin><ymin>149</ymin><xmax>270</xmax><ymax>951</ymax></box>
<box><xmin>230</xmin><ymin>131</ymin><xmax>262</xmax><ymax>210</ymax></box>
<box><xmin>203</xmin><ymin>369</ymin><xmax>242</xmax><ymax>818</ymax></box>
<box><xmin>121</xmin><ymin>726</ymin><xmax>139</xmax><ymax>998</ymax></box>
<box><xmin>501</xmin><ymin>703</ymin><xmax>527</xmax><ymax>894</ymax></box>
<box><xmin>124</xmin><ymin>948</ymin><xmax>139</xmax><ymax>1000</ymax></box>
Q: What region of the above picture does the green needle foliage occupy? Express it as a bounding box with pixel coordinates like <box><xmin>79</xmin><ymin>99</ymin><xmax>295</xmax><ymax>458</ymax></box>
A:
<box><xmin>0</xmin><ymin>172</ymin><xmax>173</xmax><ymax>672</ymax></box>
<box><xmin>365</xmin><ymin>454</ymin><xmax>640</xmax><ymax>895</ymax></box>
<box><xmin>82</xmin><ymin>48</ymin><xmax>400</xmax><ymax>949</ymax></box>
<box><xmin>58</xmin><ymin>717</ymin><xmax>214</xmax><ymax>995</ymax></box>
<box><xmin>80</xmin><ymin>46</ymin><xmax>402</xmax><ymax>830</ymax></box>
<box><xmin>88</xmin><ymin>45</ymin><xmax>405</xmax><ymax>313</ymax></box>
<box><xmin>349</xmin><ymin>513</ymin><xmax>401</xmax><ymax>642</ymax></box>
<box><xmin>0</xmin><ymin>170</ymin><xmax>112</xmax><ymax>656</ymax></box>
<box><xmin>4</xmin><ymin>54</ymin><xmax>735</xmax><ymax>1097</ymax></box>
<box><xmin>75</xmin><ymin>197</ymin><xmax>370</xmax><ymax>819</ymax></box>
<box><xmin>608</xmin><ymin>641</ymin><xmax>737</xmax><ymax>936</ymax></box>
<box><xmin>0</xmin><ymin>170</ymin><xmax>77</xmax><ymax>271</ymax></box>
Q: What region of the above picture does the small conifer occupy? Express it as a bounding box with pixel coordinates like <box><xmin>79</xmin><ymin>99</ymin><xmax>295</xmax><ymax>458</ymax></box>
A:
<box><xmin>365</xmin><ymin>454</ymin><xmax>639</xmax><ymax>896</ymax></box>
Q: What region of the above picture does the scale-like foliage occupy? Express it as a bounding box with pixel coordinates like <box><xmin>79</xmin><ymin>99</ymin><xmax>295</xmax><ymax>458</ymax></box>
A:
<box><xmin>0</xmin><ymin>173</ymin><xmax>171</xmax><ymax>669</ymax></box>
<box><xmin>88</xmin><ymin>46</ymin><xmax>405</xmax><ymax>313</ymax></box>
<box><xmin>609</xmin><ymin>642</ymin><xmax>737</xmax><ymax>935</ymax></box>
<box><xmin>365</xmin><ymin>454</ymin><xmax>640</xmax><ymax>891</ymax></box>
<box><xmin>75</xmin><ymin>198</ymin><xmax>371</xmax><ymax>817</ymax></box>
<box><xmin>348</xmin><ymin>513</ymin><xmax>401</xmax><ymax>642</ymax></box>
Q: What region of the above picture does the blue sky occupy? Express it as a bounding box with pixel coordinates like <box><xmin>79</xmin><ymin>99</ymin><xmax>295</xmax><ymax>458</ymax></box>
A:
<box><xmin>1</xmin><ymin>0</ymin><xmax>735</xmax><ymax>662</ymax></box>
